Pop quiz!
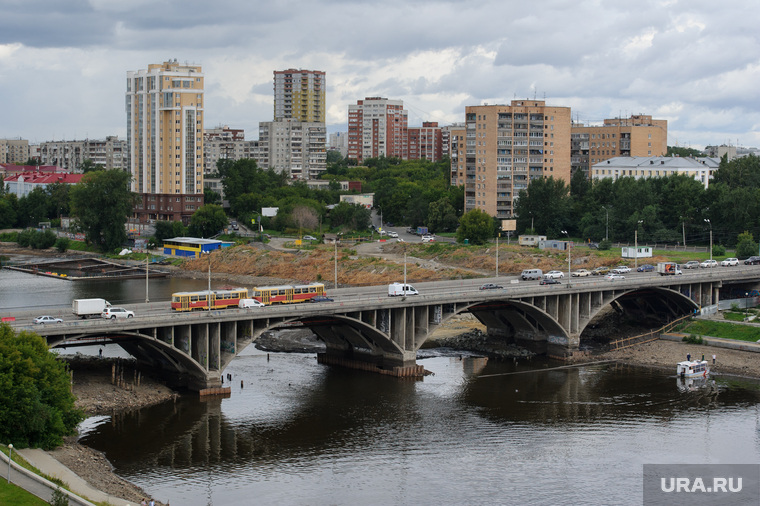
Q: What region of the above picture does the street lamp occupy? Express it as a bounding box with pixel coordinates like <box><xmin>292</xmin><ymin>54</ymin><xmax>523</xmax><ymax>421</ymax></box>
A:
<box><xmin>634</xmin><ymin>220</ymin><xmax>643</xmax><ymax>270</ymax></box>
<box><xmin>704</xmin><ymin>218</ymin><xmax>713</xmax><ymax>261</ymax></box>
<box><xmin>561</xmin><ymin>230</ymin><xmax>571</xmax><ymax>280</ymax></box>
<box><xmin>7</xmin><ymin>444</ymin><xmax>12</xmax><ymax>483</ymax></box>
<box><xmin>496</xmin><ymin>231</ymin><xmax>500</xmax><ymax>277</ymax></box>
<box><xmin>602</xmin><ymin>206</ymin><xmax>609</xmax><ymax>241</ymax></box>
<box><xmin>145</xmin><ymin>254</ymin><xmax>150</xmax><ymax>304</ymax></box>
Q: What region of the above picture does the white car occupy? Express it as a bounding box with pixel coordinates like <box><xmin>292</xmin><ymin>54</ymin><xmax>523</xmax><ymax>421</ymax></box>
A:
<box><xmin>571</xmin><ymin>269</ymin><xmax>591</xmax><ymax>277</ymax></box>
<box><xmin>239</xmin><ymin>298</ymin><xmax>265</xmax><ymax>308</ymax></box>
<box><xmin>544</xmin><ymin>270</ymin><xmax>564</xmax><ymax>279</ymax></box>
<box><xmin>721</xmin><ymin>257</ymin><xmax>739</xmax><ymax>267</ymax></box>
<box><xmin>34</xmin><ymin>315</ymin><xmax>63</xmax><ymax>324</ymax></box>
<box><xmin>421</xmin><ymin>235</ymin><xmax>435</xmax><ymax>243</ymax></box>
<box><xmin>387</xmin><ymin>231</ymin><xmax>399</xmax><ymax>238</ymax></box>
<box><xmin>700</xmin><ymin>259</ymin><xmax>718</xmax><ymax>268</ymax></box>
<box><xmin>302</xmin><ymin>235</ymin><xmax>318</xmax><ymax>241</ymax></box>
<box><xmin>605</xmin><ymin>273</ymin><xmax>625</xmax><ymax>281</ymax></box>
<box><xmin>101</xmin><ymin>307</ymin><xmax>134</xmax><ymax>319</ymax></box>
<box><xmin>611</xmin><ymin>265</ymin><xmax>631</xmax><ymax>274</ymax></box>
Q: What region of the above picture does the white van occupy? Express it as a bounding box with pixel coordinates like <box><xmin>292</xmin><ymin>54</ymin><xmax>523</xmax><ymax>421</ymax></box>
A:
<box><xmin>521</xmin><ymin>269</ymin><xmax>543</xmax><ymax>280</ymax></box>
<box><xmin>239</xmin><ymin>298</ymin><xmax>265</xmax><ymax>308</ymax></box>
<box><xmin>388</xmin><ymin>283</ymin><xmax>419</xmax><ymax>297</ymax></box>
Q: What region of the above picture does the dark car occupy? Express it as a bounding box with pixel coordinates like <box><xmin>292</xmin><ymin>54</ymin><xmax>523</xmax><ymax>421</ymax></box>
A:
<box><xmin>479</xmin><ymin>283</ymin><xmax>504</xmax><ymax>290</ymax></box>
<box><xmin>637</xmin><ymin>264</ymin><xmax>655</xmax><ymax>272</ymax></box>
<box><xmin>310</xmin><ymin>295</ymin><xmax>334</xmax><ymax>303</ymax></box>
<box><xmin>539</xmin><ymin>278</ymin><xmax>561</xmax><ymax>285</ymax></box>
<box><xmin>744</xmin><ymin>256</ymin><xmax>760</xmax><ymax>265</ymax></box>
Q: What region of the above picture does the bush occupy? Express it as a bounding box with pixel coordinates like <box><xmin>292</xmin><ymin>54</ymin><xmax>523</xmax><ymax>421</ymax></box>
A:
<box><xmin>730</xmin><ymin>303</ymin><xmax>741</xmax><ymax>312</ymax></box>
<box><xmin>17</xmin><ymin>229</ymin><xmax>33</xmax><ymax>247</ymax></box>
<box><xmin>682</xmin><ymin>334</ymin><xmax>703</xmax><ymax>344</ymax></box>
<box><xmin>30</xmin><ymin>230</ymin><xmax>56</xmax><ymax>250</ymax></box>
<box><xmin>597</xmin><ymin>239</ymin><xmax>612</xmax><ymax>251</ymax></box>
<box><xmin>712</xmin><ymin>244</ymin><xmax>726</xmax><ymax>257</ymax></box>
<box><xmin>50</xmin><ymin>486</ymin><xmax>69</xmax><ymax>506</ymax></box>
<box><xmin>54</xmin><ymin>237</ymin><xmax>70</xmax><ymax>253</ymax></box>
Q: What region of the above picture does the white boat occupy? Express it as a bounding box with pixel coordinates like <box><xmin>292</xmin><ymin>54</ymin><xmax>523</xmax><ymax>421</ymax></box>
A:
<box><xmin>677</xmin><ymin>360</ymin><xmax>710</xmax><ymax>378</ymax></box>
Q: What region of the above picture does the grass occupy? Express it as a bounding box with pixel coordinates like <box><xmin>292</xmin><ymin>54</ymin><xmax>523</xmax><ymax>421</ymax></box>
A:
<box><xmin>0</xmin><ymin>479</ymin><xmax>48</xmax><ymax>505</ymax></box>
<box><xmin>677</xmin><ymin>320</ymin><xmax>760</xmax><ymax>342</ymax></box>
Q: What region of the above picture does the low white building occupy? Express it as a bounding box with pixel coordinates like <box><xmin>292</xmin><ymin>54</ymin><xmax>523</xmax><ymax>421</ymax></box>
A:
<box><xmin>591</xmin><ymin>156</ymin><xmax>719</xmax><ymax>189</ymax></box>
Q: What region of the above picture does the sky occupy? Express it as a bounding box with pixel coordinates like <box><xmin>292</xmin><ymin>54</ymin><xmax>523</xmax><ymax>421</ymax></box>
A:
<box><xmin>1</xmin><ymin>0</ymin><xmax>758</xmax><ymax>150</ymax></box>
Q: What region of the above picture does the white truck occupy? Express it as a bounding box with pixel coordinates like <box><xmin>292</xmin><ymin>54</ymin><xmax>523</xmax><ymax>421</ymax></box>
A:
<box><xmin>388</xmin><ymin>283</ymin><xmax>419</xmax><ymax>297</ymax></box>
<box><xmin>656</xmin><ymin>262</ymin><xmax>682</xmax><ymax>276</ymax></box>
<box><xmin>72</xmin><ymin>298</ymin><xmax>112</xmax><ymax>319</ymax></box>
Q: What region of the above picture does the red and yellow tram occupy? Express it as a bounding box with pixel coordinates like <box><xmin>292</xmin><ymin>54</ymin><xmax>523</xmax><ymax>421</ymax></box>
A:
<box><xmin>251</xmin><ymin>283</ymin><xmax>325</xmax><ymax>305</ymax></box>
<box><xmin>171</xmin><ymin>288</ymin><xmax>248</xmax><ymax>311</ymax></box>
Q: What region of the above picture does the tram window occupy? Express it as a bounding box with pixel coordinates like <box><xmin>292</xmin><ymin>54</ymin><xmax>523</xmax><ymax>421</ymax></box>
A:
<box><xmin>191</xmin><ymin>296</ymin><xmax>198</xmax><ymax>302</ymax></box>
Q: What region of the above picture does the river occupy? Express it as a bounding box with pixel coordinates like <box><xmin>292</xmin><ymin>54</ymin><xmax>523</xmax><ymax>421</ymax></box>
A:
<box><xmin>3</xmin><ymin>262</ymin><xmax>760</xmax><ymax>504</ymax></box>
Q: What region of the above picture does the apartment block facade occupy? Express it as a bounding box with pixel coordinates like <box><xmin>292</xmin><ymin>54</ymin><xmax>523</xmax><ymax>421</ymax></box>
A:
<box><xmin>464</xmin><ymin>100</ymin><xmax>572</xmax><ymax>218</ymax></box>
<box><xmin>273</xmin><ymin>69</ymin><xmax>326</xmax><ymax>123</ymax></box>
<box><xmin>0</xmin><ymin>139</ymin><xmax>30</xmax><ymax>164</ymax></box>
<box><xmin>407</xmin><ymin>122</ymin><xmax>444</xmax><ymax>162</ymax></box>
<box><xmin>258</xmin><ymin>120</ymin><xmax>327</xmax><ymax>180</ymax></box>
<box><xmin>126</xmin><ymin>59</ymin><xmax>205</xmax><ymax>224</ymax></box>
<box><xmin>445</xmin><ymin>124</ymin><xmax>467</xmax><ymax>186</ymax></box>
<box><xmin>571</xmin><ymin>114</ymin><xmax>667</xmax><ymax>176</ymax></box>
<box><xmin>203</xmin><ymin>126</ymin><xmax>256</xmax><ymax>175</ymax></box>
<box><xmin>347</xmin><ymin>97</ymin><xmax>409</xmax><ymax>163</ymax></box>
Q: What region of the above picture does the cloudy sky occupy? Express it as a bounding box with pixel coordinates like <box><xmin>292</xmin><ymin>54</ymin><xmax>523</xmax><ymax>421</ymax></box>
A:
<box><xmin>1</xmin><ymin>0</ymin><xmax>758</xmax><ymax>149</ymax></box>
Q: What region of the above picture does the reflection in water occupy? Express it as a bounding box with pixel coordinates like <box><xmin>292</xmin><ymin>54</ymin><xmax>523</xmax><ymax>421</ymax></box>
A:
<box><xmin>79</xmin><ymin>352</ymin><xmax>760</xmax><ymax>505</ymax></box>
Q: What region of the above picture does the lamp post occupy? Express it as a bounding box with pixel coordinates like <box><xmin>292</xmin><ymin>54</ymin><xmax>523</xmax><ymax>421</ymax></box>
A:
<box><xmin>704</xmin><ymin>218</ymin><xmax>712</xmax><ymax>261</ymax></box>
<box><xmin>529</xmin><ymin>211</ymin><xmax>534</xmax><ymax>233</ymax></box>
<box><xmin>602</xmin><ymin>206</ymin><xmax>609</xmax><ymax>241</ymax></box>
<box><xmin>634</xmin><ymin>220</ymin><xmax>643</xmax><ymax>270</ymax></box>
<box><xmin>403</xmin><ymin>242</ymin><xmax>408</xmax><ymax>286</ymax></box>
<box><xmin>561</xmin><ymin>230</ymin><xmax>571</xmax><ymax>280</ymax></box>
<box><xmin>7</xmin><ymin>444</ymin><xmax>12</xmax><ymax>483</ymax></box>
<box><xmin>207</xmin><ymin>252</ymin><xmax>212</xmax><ymax>311</ymax></box>
<box><xmin>145</xmin><ymin>254</ymin><xmax>150</xmax><ymax>304</ymax></box>
<box><xmin>496</xmin><ymin>232</ymin><xmax>500</xmax><ymax>277</ymax></box>
<box><xmin>334</xmin><ymin>238</ymin><xmax>338</xmax><ymax>290</ymax></box>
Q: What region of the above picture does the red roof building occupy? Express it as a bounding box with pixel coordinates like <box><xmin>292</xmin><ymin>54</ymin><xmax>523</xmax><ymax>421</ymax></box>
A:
<box><xmin>3</xmin><ymin>171</ymin><xmax>84</xmax><ymax>198</ymax></box>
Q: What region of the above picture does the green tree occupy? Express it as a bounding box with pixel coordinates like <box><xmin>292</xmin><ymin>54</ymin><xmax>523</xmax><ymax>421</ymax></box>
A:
<box><xmin>188</xmin><ymin>204</ymin><xmax>228</xmax><ymax>238</ymax></box>
<box><xmin>30</xmin><ymin>229</ymin><xmax>56</xmax><ymax>250</ymax></box>
<box><xmin>154</xmin><ymin>220</ymin><xmax>186</xmax><ymax>243</ymax></box>
<box><xmin>736</xmin><ymin>231</ymin><xmax>757</xmax><ymax>259</ymax></box>
<box><xmin>54</xmin><ymin>237</ymin><xmax>70</xmax><ymax>253</ymax></box>
<box><xmin>17</xmin><ymin>187</ymin><xmax>50</xmax><ymax>228</ymax></box>
<box><xmin>46</xmin><ymin>183</ymin><xmax>71</xmax><ymax>220</ymax></box>
<box><xmin>204</xmin><ymin>188</ymin><xmax>221</xmax><ymax>206</ymax></box>
<box><xmin>0</xmin><ymin>194</ymin><xmax>17</xmax><ymax>228</ymax></box>
<box><xmin>427</xmin><ymin>197</ymin><xmax>458</xmax><ymax>233</ymax></box>
<box><xmin>514</xmin><ymin>177</ymin><xmax>573</xmax><ymax>237</ymax></box>
<box><xmin>70</xmin><ymin>169</ymin><xmax>134</xmax><ymax>252</ymax></box>
<box><xmin>0</xmin><ymin>324</ymin><xmax>83</xmax><ymax>449</ymax></box>
<box><xmin>456</xmin><ymin>209</ymin><xmax>494</xmax><ymax>245</ymax></box>
<box><xmin>79</xmin><ymin>159</ymin><xmax>104</xmax><ymax>173</ymax></box>
<box><xmin>328</xmin><ymin>201</ymin><xmax>371</xmax><ymax>231</ymax></box>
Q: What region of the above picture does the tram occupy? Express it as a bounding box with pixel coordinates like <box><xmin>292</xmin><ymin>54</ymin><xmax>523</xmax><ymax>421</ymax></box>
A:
<box><xmin>171</xmin><ymin>288</ymin><xmax>249</xmax><ymax>311</ymax></box>
<box><xmin>251</xmin><ymin>283</ymin><xmax>326</xmax><ymax>305</ymax></box>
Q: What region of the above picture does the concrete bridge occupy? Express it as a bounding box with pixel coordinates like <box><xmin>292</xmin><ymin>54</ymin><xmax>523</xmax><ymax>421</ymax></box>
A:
<box><xmin>10</xmin><ymin>269</ymin><xmax>760</xmax><ymax>390</ymax></box>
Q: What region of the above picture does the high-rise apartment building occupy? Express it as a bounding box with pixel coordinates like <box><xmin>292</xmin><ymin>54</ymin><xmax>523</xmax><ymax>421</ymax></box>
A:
<box><xmin>571</xmin><ymin>114</ymin><xmax>667</xmax><ymax>176</ymax></box>
<box><xmin>347</xmin><ymin>97</ymin><xmax>409</xmax><ymax>163</ymax></box>
<box><xmin>407</xmin><ymin>122</ymin><xmax>444</xmax><ymax>162</ymax></box>
<box><xmin>444</xmin><ymin>124</ymin><xmax>466</xmax><ymax>186</ymax></box>
<box><xmin>464</xmin><ymin>100</ymin><xmax>572</xmax><ymax>218</ymax></box>
<box><xmin>258</xmin><ymin>120</ymin><xmax>327</xmax><ymax>180</ymax></box>
<box><xmin>0</xmin><ymin>139</ymin><xmax>29</xmax><ymax>164</ymax></box>
<box><xmin>203</xmin><ymin>126</ymin><xmax>257</xmax><ymax>175</ymax></box>
<box><xmin>273</xmin><ymin>69</ymin><xmax>325</xmax><ymax>123</ymax></box>
<box><xmin>37</xmin><ymin>137</ymin><xmax>125</xmax><ymax>171</ymax></box>
<box><xmin>126</xmin><ymin>60</ymin><xmax>204</xmax><ymax>224</ymax></box>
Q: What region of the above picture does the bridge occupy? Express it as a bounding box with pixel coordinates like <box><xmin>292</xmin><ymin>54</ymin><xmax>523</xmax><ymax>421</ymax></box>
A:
<box><xmin>8</xmin><ymin>269</ymin><xmax>760</xmax><ymax>390</ymax></box>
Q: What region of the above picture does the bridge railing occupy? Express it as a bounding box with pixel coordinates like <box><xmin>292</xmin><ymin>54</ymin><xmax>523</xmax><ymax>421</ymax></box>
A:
<box><xmin>608</xmin><ymin>314</ymin><xmax>693</xmax><ymax>351</ymax></box>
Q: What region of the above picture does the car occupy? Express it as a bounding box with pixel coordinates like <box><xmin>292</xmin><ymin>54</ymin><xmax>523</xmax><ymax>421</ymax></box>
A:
<box><xmin>239</xmin><ymin>298</ymin><xmax>265</xmax><ymax>309</ymax></box>
<box><xmin>34</xmin><ymin>315</ymin><xmax>63</xmax><ymax>324</ymax></box>
<box><xmin>544</xmin><ymin>270</ymin><xmax>565</xmax><ymax>279</ymax></box>
<box><xmin>637</xmin><ymin>264</ymin><xmax>655</xmax><ymax>272</ymax></box>
<box><xmin>230</xmin><ymin>221</ymin><xmax>239</xmax><ymax>230</ymax></box>
<box><xmin>479</xmin><ymin>283</ymin><xmax>504</xmax><ymax>290</ymax></box>
<box><xmin>721</xmin><ymin>257</ymin><xmax>739</xmax><ymax>267</ymax></box>
<box><xmin>421</xmin><ymin>235</ymin><xmax>435</xmax><ymax>243</ymax></box>
<box><xmin>302</xmin><ymin>235</ymin><xmax>318</xmax><ymax>241</ymax></box>
<box><xmin>588</xmin><ymin>242</ymin><xmax>600</xmax><ymax>250</ymax></box>
<box><xmin>605</xmin><ymin>273</ymin><xmax>625</xmax><ymax>281</ymax></box>
<box><xmin>310</xmin><ymin>295</ymin><xmax>334</xmax><ymax>303</ymax></box>
<box><xmin>101</xmin><ymin>307</ymin><xmax>134</xmax><ymax>319</ymax></box>
<box><xmin>611</xmin><ymin>265</ymin><xmax>631</xmax><ymax>274</ymax></box>
<box><xmin>387</xmin><ymin>231</ymin><xmax>399</xmax><ymax>238</ymax></box>
<box><xmin>744</xmin><ymin>256</ymin><xmax>760</xmax><ymax>265</ymax></box>
<box><xmin>683</xmin><ymin>260</ymin><xmax>701</xmax><ymax>269</ymax></box>
<box><xmin>700</xmin><ymin>259</ymin><xmax>718</xmax><ymax>268</ymax></box>
<box><xmin>571</xmin><ymin>269</ymin><xmax>591</xmax><ymax>277</ymax></box>
<box><xmin>591</xmin><ymin>266</ymin><xmax>610</xmax><ymax>276</ymax></box>
<box><xmin>539</xmin><ymin>278</ymin><xmax>561</xmax><ymax>285</ymax></box>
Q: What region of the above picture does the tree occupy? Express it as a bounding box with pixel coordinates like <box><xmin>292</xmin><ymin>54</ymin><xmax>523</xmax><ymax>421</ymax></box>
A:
<box><xmin>736</xmin><ymin>231</ymin><xmax>757</xmax><ymax>259</ymax></box>
<box><xmin>0</xmin><ymin>324</ymin><xmax>83</xmax><ymax>449</ymax></box>
<box><xmin>0</xmin><ymin>194</ymin><xmax>17</xmax><ymax>228</ymax></box>
<box><xmin>291</xmin><ymin>205</ymin><xmax>319</xmax><ymax>233</ymax></box>
<box><xmin>204</xmin><ymin>188</ymin><xmax>221</xmax><ymax>206</ymax></box>
<box><xmin>427</xmin><ymin>197</ymin><xmax>458</xmax><ymax>233</ymax></box>
<box><xmin>514</xmin><ymin>177</ymin><xmax>573</xmax><ymax>237</ymax></box>
<box><xmin>79</xmin><ymin>159</ymin><xmax>104</xmax><ymax>173</ymax></box>
<box><xmin>70</xmin><ymin>169</ymin><xmax>134</xmax><ymax>252</ymax></box>
<box><xmin>187</xmin><ymin>204</ymin><xmax>228</xmax><ymax>238</ymax></box>
<box><xmin>456</xmin><ymin>209</ymin><xmax>494</xmax><ymax>245</ymax></box>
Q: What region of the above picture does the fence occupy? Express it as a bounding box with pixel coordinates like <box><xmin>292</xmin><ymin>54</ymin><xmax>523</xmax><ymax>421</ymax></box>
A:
<box><xmin>608</xmin><ymin>314</ymin><xmax>693</xmax><ymax>351</ymax></box>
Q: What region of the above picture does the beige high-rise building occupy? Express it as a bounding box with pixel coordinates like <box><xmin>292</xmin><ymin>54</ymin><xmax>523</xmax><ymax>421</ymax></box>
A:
<box><xmin>0</xmin><ymin>139</ymin><xmax>30</xmax><ymax>164</ymax></box>
<box><xmin>571</xmin><ymin>114</ymin><xmax>667</xmax><ymax>176</ymax></box>
<box><xmin>126</xmin><ymin>60</ymin><xmax>205</xmax><ymax>224</ymax></box>
<box><xmin>444</xmin><ymin>124</ymin><xmax>466</xmax><ymax>186</ymax></box>
<box><xmin>465</xmin><ymin>100</ymin><xmax>571</xmax><ymax>218</ymax></box>
<box><xmin>273</xmin><ymin>69</ymin><xmax>325</xmax><ymax>123</ymax></box>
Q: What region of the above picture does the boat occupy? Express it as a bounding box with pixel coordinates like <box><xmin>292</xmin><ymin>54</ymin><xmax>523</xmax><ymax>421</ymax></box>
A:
<box><xmin>676</xmin><ymin>360</ymin><xmax>710</xmax><ymax>378</ymax></box>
